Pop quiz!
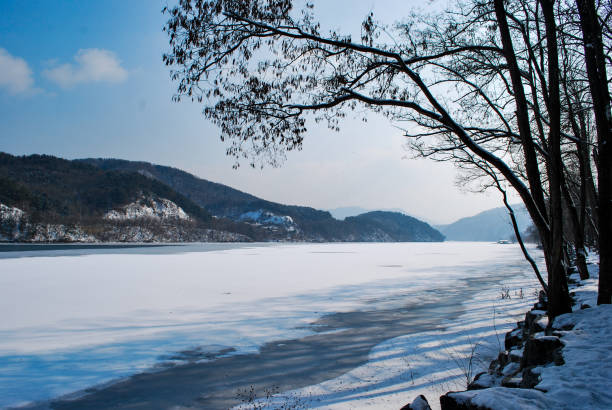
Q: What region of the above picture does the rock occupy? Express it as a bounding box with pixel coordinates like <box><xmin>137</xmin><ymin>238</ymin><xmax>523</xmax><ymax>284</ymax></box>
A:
<box><xmin>504</xmin><ymin>328</ymin><xmax>523</xmax><ymax>350</ymax></box>
<box><xmin>508</xmin><ymin>348</ymin><xmax>523</xmax><ymax>363</ymax></box>
<box><xmin>501</xmin><ymin>376</ymin><xmax>522</xmax><ymax>388</ymax></box>
<box><xmin>525</xmin><ymin>310</ymin><xmax>547</xmax><ymax>334</ymax></box>
<box><xmin>468</xmin><ymin>372</ymin><xmax>495</xmax><ymax>390</ymax></box>
<box><xmin>533</xmin><ymin>301</ymin><xmax>546</xmax><ymax>310</ymax></box>
<box><xmin>537</xmin><ymin>290</ymin><xmax>548</xmax><ymax>310</ymax></box>
<box><xmin>488</xmin><ymin>358</ymin><xmax>500</xmax><ymax>373</ymax></box>
<box><xmin>580</xmin><ymin>303</ymin><xmax>592</xmax><ymax>310</ymax></box>
<box><xmin>440</xmin><ymin>391</ymin><xmax>491</xmax><ymax>410</ymax></box>
<box><xmin>496</xmin><ymin>351</ymin><xmax>510</xmax><ymax>370</ymax></box>
<box><xmin>520</xmin><ymin>367</ymin><xmax>540</xmax><ymax>388</ymax></box>
<box><xmin>401</xmin><ymin>394</ymin><xmax>432</xmax><ymax>410</ymax></box>
<box><xmin>501</xmin><ymin>362</ymin><xmax>520</xmax><ymax>377</ymax></box>
<box><xmin>521</xmin><ymin>335</ymin><xmax>564</xmax><ymax>368</ymax></box>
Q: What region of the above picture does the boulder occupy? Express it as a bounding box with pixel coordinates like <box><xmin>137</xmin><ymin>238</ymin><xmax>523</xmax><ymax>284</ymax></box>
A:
<box><xmin>401</xmin><ymin>394</ymin><xmax>432</xmax><ymax>410</ymax></box>
<box><xmin>501</xmin><ymin>376</ymin><xmax>522</xmax><ymax>388</ymax></box>
<box><xmin>504</xmin><ymin>328</ymin><xmax>523</xmax><ymax>350</ymax></box>
<box><xmin>467</xmin><ymin>372</ymin><xmax>495</xmax><ymax>390</ymax></box>
<box><xmin>525</xmin><ymin>310</ymin><xmax>547</xmax><ymax>334</ymax></box>
<box><xmin>521</xmin><ymin>335</ymin><xmax>564</xmax><ymax>368</ymax></box>
<box><xmin>520</xmin><ymin>367</ymin><xmax>541</xmax><ymax>388</ymax></box>
<box><xmin>440</xmin><ymin>391</ymin><xmax>491</xmax><ymax>410</ymax></box>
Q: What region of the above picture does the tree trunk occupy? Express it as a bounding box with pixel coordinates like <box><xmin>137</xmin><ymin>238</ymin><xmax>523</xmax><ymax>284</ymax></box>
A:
<box><xmin>540</xmin><ymin>0</ymin><xmax>572</xmax><ymax>316</ymax></box>
<box><xmin>562</xmin><ymin>173</ymin><xmax>590</xmax><ymax>279</ymax></box>
<box><xmin>576</xmin><ymin>0</ymin><xmax>612</xmax><ymax>304</ymax></box>
<box><xmin>493</xmin><ymin>0</ymin><xmax>548</xmax><ymax>225</ymax></box>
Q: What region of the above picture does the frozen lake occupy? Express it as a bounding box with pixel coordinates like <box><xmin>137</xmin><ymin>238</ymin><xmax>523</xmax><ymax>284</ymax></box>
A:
<box><xmin>0</xmin><ymin>242</ymin><xmax>541</xmax><ymax>408</ymax></box>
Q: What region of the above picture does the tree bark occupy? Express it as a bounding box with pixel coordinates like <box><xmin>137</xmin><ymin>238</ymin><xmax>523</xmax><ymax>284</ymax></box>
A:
<box><xmin>495</xmin><ymin>0</ymin><xmax>571</xmax><ymax>316</ymax></box>
<box><xmin>562</xmin><ymin>171</ymin><xmax>590</xmax><ymax>279</ymax></box>
<box><xmin>576</xmin><ymin>0</ymin><xmax>612</xmax><ymax>304</ymax></box>
<box><xmin>493</xmin><ymin>0</ymin><xmax>549</xmax><ymax>227</ymax></box>
<box><xmin>540</xmin><ymin>0</ymin><xmax>572</xmax><ymax>316</ymax></box>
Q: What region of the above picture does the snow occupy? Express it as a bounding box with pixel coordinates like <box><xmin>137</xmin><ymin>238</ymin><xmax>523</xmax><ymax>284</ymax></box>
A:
<box><xmin>0</xmin><ymin>203</ymin><xmax>25</xmax><ymax>221</ymax></box>
<box><xmin>103</xmin><ymin>196</ymin><xmax>191</xmax><ymax>221</ymax></box>
<box><xmin>0</xmin><ymin>242</ymin><xmax>543</xmax><ymax>408</ymax></box>
<box><xmin>233</xmin><ymin>245</ymin><xmax>544</xmax><ymax>410</ymax></box>
<box><xmin>534</xmin><ymin>261</ymin><xmax>612</xmax><ymax>409</ymax></box>
<box><xmin>8</xmin><ymin>242</ymin><xmax>606</xmax><ymax>410</ymax></box>
<box><xmin>238</xmin><ymin>209</ymin><xmax>296</xmax><ymax>229</ymax></box>
<box><xmin>396</xmin><ymin>254</ymin><xmax>612</xmax><ymax>410</ymax></box>
<box><xmin>450</xmin><ymin>387</ymin><xmax>554</xmax><ymax>409</ymax></box>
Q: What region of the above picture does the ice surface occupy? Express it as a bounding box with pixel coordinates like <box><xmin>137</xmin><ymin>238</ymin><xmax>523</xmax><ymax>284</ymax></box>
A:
<box><xmin>0</xmin><ymin>242</ymin><xmax>543</xmax><ymax>408</ymax></box>
<box><xmin>237</xmin><ymin>244</ymin><xmax>544</xmax><ymax>410</ymax></box>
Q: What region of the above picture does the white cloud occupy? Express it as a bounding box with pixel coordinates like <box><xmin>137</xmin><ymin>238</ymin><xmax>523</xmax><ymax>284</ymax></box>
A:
<box><xmin>43</xmin><ymin>48</ymin><xmax>128</xmax><ymax>88</ymax></box>
<box><xmin>0</xmin><ymin>48</ymin><xmax>35</xmax><ymax>95</ymax></box>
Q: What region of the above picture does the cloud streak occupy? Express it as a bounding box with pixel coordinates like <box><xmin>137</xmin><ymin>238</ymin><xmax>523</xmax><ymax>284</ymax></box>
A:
<box><xmin>44</xmin><ymin>48</ymin><xmax>128</xmax><ymax>88</ymax></box>
<box><xmin>0</xmin><ymin>48</ymin><xmax>35</xmax><ymax>95</ymax></box>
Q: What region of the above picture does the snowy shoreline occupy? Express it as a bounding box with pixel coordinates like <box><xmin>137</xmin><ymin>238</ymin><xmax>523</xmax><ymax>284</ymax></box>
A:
<box><xmin>435</xmin><ymin>255</ymin><xmax>612</xmax><ymax>410</ymax></box>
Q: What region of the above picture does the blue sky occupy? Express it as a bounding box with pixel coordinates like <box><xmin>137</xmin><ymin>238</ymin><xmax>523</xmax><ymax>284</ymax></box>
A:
<box><xmin>0</xmin><ymin>0</ymin><xmax>508</xmax><ymax>224</ymax></box>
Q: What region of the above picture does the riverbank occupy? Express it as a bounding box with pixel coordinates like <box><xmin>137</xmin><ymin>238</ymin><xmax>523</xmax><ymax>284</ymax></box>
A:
<box><xmin>437</xmin><ymin>255</ymin><xmax>612</xmax><ymax>410</ymax></box>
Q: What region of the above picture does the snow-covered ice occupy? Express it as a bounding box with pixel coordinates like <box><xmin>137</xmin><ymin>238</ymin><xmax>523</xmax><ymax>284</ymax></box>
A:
<box><xmin>239</xmin><ymin>245</ymin><xmax>543</xmax><ymax>410</ymax></box>
<box><xmin>0</xmin><ymin>242</ymin><xmax>544</xmax><ymax>408</ymax></box>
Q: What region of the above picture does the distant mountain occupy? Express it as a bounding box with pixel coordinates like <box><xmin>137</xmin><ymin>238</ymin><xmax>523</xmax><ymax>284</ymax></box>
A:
<box><xmin>346</xmin><ymin>211</ymin><xmax>445</xmax><ymax>242</ymax></box>
<box><xmin>0</xmin><ymin>153</ymin><xmax>210</xmax><ymax>223</ymax></box>
<box><xmin>329</xmin><ymin>206</ymin><xmax>439</xmax><ymax>225</ymax></box>
<box><xmin>438</xmin><ymin>205</ymin><xmax>532</xmax><ymax>242</ymax></box>
<box><xmin>81</xmin><ymin>158</ymin><xmax>445</xmax><ymax>242</ymax></box>
<box><xmin>0</xmin><ymin>153</ymin><xmax>445</xmax><ymax>243</ymax></box>
<box><xmin>0</xmin><ymin>153</ymin><xmax>258</xmax><ymax>242</ymax></box>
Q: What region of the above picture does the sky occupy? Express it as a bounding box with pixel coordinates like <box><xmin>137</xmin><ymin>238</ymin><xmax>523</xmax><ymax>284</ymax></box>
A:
<box><xmin>0</xmin><ymin>0</ymin><xmax>511</xmax><ymax>225</ymax></box>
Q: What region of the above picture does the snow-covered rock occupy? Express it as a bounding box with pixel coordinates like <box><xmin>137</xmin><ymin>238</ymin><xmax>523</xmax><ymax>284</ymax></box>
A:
<box><xmin>1</xmin><ymin>203</ymin><xmax>97</xmax><ymax>242</ymax></box>
<box><xmin>29</xmin><ymin>224</ymin><xmax>97</xmax><ymax>242</ymax></box>
<box><xmin>238</xmin><ymin>209</ymin><xmax>297</xmax><ymax>232</ymax></box>
<box><xmin>0</xmin><ymin>203</ymin><xmax>27</xmax><ymax>241</ymax></box>
<box><xmin>104</xmin><ymin>196</ymin><xmax>191</xmax><ymax>221</ymax></box>
<box><xmin>401</xmin><ymin>394</ymin><xmax>432</xmax><ymax>410</ymax></box>
<box><xmin>0</xmin><ymin>203</ymin><xmax>25</xmax><ymax>221</ymax></box>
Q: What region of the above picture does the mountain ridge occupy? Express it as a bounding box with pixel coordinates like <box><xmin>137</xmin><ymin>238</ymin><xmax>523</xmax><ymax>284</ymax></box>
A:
<box><xmin>437</xmin><ymin>204</ymin><xmax>533</xmax><ymax>242</ymax></box>
<box><xmin>0</xmin><ymin>153</ymin><xmax>445</xmax><ymax>243</ymax></box>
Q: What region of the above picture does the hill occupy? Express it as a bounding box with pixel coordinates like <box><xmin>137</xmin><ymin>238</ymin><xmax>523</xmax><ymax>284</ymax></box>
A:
<box><xmin>0</xmin><ymin>153</ymin><xmax>258</xmax><ymax>242</ymax></box>
<box><xmin>0</xmin><ymin>153</ymin><xmax>210</xmax><ymax>223</ymax></box>
<box><xmin>438</xmin><ymin>205</ymin><xmax>532</xmax><ymax>242</ymax></box>
<box><xmin>0</xmin><ymin>153</ymin><xmax>444</xmax><ymax>243</ymax></box>
<box><xmin>346</xmin><ymin>211</ymin><xmax>445</xmax><ymax>242</ymax></box>
<box><xmin>80</xmin><ymin>158</ymin><xmax>445</xmax><ymax>242</ymax></box>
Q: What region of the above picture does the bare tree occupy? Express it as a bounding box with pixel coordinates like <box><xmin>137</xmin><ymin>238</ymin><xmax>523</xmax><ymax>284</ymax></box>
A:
<box><xmin>162</xmin><ymin>0</ymin><xmax>609</xmax><ymax>315</ymax></box>
<box><xmin>576</xmin><ymin>0</ymin><xmax>612</xmax><ymax>304</ymax></box>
